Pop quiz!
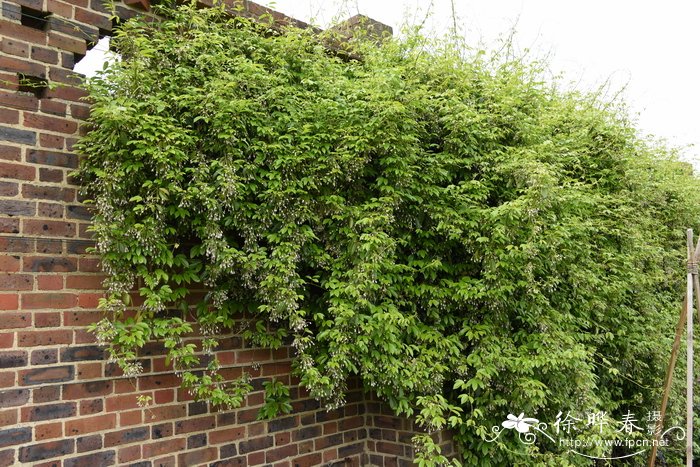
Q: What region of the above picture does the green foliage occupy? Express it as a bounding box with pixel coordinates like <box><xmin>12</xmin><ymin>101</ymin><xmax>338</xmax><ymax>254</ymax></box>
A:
<box><xmin>77</xmin><ymin>2</ymin><xmax>700</xmax><ymax>464</ymax></box>
<box><xmin>258</xmin><ymin>379</ymin><xmax>293</xmax><ymax>420</ymax></box>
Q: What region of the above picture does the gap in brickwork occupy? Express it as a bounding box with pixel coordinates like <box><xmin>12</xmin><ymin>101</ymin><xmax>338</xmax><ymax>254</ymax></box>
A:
<box><xmin>17</xmin><ymin>73</ymin><xmax>48</xmax><ymax>99</ymax></box>
<box><xmin>20</xmin><ymin>5</ymin><xmax>50</xmax><ymax>30</ymax></box>
<box><xmin>74</xmin><ymin>36</ymin><xmax>119</xmax><ymax>78</ymax></box>
<box><xmin>72</xmin><ymin>23</ymin><xmax>114</xmax><ymax>68</ymax></box>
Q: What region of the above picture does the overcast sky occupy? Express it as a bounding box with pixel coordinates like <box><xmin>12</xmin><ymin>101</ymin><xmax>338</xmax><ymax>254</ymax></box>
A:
<box><xmin>262</xmin><ymin>0</ymin><xmax>700</xmax><ymax>166</ymax></box>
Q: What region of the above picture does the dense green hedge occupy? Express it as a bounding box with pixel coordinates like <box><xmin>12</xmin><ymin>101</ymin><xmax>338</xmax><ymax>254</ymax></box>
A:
<box><xmin>77</xmin><ymin>3</ymin><xmax>700</xmax><ymax>464</ymax></box>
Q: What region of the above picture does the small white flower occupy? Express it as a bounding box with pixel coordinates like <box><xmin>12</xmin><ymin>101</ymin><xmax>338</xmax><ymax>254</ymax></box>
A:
<box><xmin>502</xmin><ymin>413</ymin><xmax>539</xmax><ymax>433</ymax></box>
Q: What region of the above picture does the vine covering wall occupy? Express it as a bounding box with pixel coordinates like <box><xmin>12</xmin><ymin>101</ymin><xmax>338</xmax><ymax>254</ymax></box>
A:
<box><xmin>0</xmin><ymin>0</ymin><xmax>442</xmax><ymax>466</ymax></box>
<box><xmin>75</xmin><ymin>1</ymin><xmax>700</xmax><ymax>466</ymax></box>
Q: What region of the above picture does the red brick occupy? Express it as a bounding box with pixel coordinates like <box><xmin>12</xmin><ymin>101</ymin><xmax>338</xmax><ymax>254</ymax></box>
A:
<box><xmin>0</xmin><ymin>273</ymin><xmax>32</xmax><ymax>290</ymax></box>
<box><xmin>119</xmin><ymin>409</ymin><xmax>143</xmax><ymax>427</ymax></box>
<box><xmin>63</xmin><ymin>381</ymin><xmax>112</xmax><ymax>399</ymax></box>
<box><xmin>0</xmin><ymin>55</ymin><xmax>45</xmax><ymax>78</ymax></box>
<box><xmin>266</xmin><ymin>444</ymin><xmax>298</xmax><ymax>463</ymax></box>
<box><xmin>74</xmin><ymin>328</ymin><xmax>96</xmax><ymax>344</ymax></box>
<box><xmin>31</xmin><ymin>46</ymin><xmax>59</xmax><ymax>65</ymax></box>
<box><xmin>0</xmin><ymin>256</ymin><xmax>20</xmax><ymax>273</ymax></box>
<box><xmin>75</xmin><ymin>435</ymin><xmax>102</xmax><ymax>454</ymax></box>
<box><xmin>34</xmin><ymin>312</ymin><xmax>61</xmax><ymax>327</ymax></box>
<box><xmin>35</xmin><ymin>201</ymin><xmax>65</xmax><ymax>217</ymax></box>
<box><xmin>19</xmin><ymin>365</ymin><xmax>73</xmax><ymax>385</ymax></box>
<box><xmin>0</xmin><ymin>409</ymin><xmax>17</xmax><ymax>427</ymax></box>
<box><xmin>75</xmin><ymin>434</ymin><xmax>102</xmax><ymax>453</ymax></box>
<box><xmin>151</xmin><ymin>357</ymin><xmax>169</xmax><ymax>373</ymax></box>
<box><xmin>0</xmin><ymin>19</ymin><xmax>48</xmax><ymax>44</ymax></box>
<box><xmin>76</xmin><ymin>362</ymin><xmax>102</xmax><ymax>380</ymax></box>
<box><xmin>0</xmin><ymin>199</ymin><xmax>36</xmax><ymax>216</ymax></box>
<box><xmin>78</xmin><ymin>222</ymin><xmax>92</xmax><ymax>239</ymax></box>
<box><xmin>33</xmin><ymin>386</ymin><xmax>60</xmax><ymax>403</ymax></box>
<box><xmin>65</xmin><ymin>137</ymin><xmax>79</xmax><ymax>152</ymax></box>
<box><xmin>39</xmin><ymin>133</ymin><xmax>64</xmax><ymax>149</ymax></box>
<box><xmin>237</xmin><ymin>348</ymin><xmax>272</xmax><ymax>363</ymax></box>
<box><xmin>0</xmin><ymin>72</ymin><xmax>18</xmax><ymax>91</ymax></box>
<box><xmin>46</xmin><ymin>0</ymin><xmax>74</xmax><ymax>18</ymax></box>
<box><xmin>114</xmin><ymin>375</ymin><xmax>136</xmax><ymax>394</ymax></box>
<box><xmin>78</xmin><ymin>258</ymin><xmax>101</xmax><ymax>272</ymax></box>
<box><xmin>0</xmin><ymin>372</ymin><xmax>14</xmax><ymax>388</ymax></box>
<box><xmin>0</xmin><ymin>218</ymin><xmax>19</xmax><ymax>234</ymax></box>
<box><xmin>22</xmin><ymin>184</ymin><xmax>75</xmax><ymax>202</ymax></box>
<box><xmin>0</xmin><ymin>145</ymin><xmax>20</xmax><ymax>162</ymax></box>
<box><xmin>0</xmin><ymin>38</ymin><xmax>29</xmax><ymax>57</ymax></box>
<box><xmin>0</xmin><ymin>108</ymin><xmax>19</xmax><ymax>125</ymax></box>
<box><xmin>48</xmin><ymin>32</ymin><xmax>87</xmax><ymax>55</ymax></box>
<box><xmin>0</xmin><ymin>161</ymin><xmax>35</xmax><ymax>180</ymax></box>
<box><xmin>153</xmin><ymin>389</ymin><xmax>174</xmax><ymax>404</ymax></box>
<box><xmin>0</xmin><ymin>181</ymin><xmax>18</xmax><ymax>196</ymax></box>
<box><xmin>17</xmin><ymin>329</ymin><xmax>72</xmax><ymax>346</ymax></box>
<box><xmin>0</xmin><ymin>388</ymin><xmax>29</xmax><ymax>407</ymax></box>
<box><xmin>146</xmin><ymin>404</ymin><xmax>186</xmax><ymax>423</ymax></box>
<box><xmin>50</xmin><ymin>67</ymin><xmax>83</xmax><ymax>87</ymax></box>
<box><xmin>138</xmin><ymin>374</ymin><xmax>179</xmax><ymax>391</ymax></box>
<box><xmin>26</xmin><ymin>149</ymin><xmax>78</xmax><ymax>168</ymax></box>
<box><xmin>24</xmin><ymin>113</ymin><xmax>78</xmax><ymax>134</ymax></box>
<box><xmin>64</xmin><ymin>310</ymin><xmax>101</xmax><ymax>326</ymax></box>
<box><xmin>40</xmin><ymin>99</ymin><xmax>67</xmax><ymax>117</ymax></box>
<box><xmin>105</xmin><ymin>394</ymin><xmax>142</xmax><ymax>412</ymax></box>
<box><xmin>22</xmin><ymin>293</ymin><xmax>77</xmax><ymax>309</ymax></box>
<box><xmin>322</xmin><ymin>449</ymin><xmax>338</xmax><ymax>463</ymax></box>
<box><xmin>65</xmin><ymin>413</ymin><xmax>117</xmax><ymax>436</ymax></box>
<box><xmin>0</xmin><ymin>91</ymin><xmax>38</xmax><ymax>112</ymax></box>
<box><xmin>150</xmin><ymin>422</ymin><xmax>173</xmax><ymax>440</ymax></box>
<box><xmin>35</xmin><ymin>422</ymin><xmax>63</xmax><ymax>440</ymax></box>
<box><xmin>275</xmin><ymin>432</ymin><xmax>291</xmax><ymax>446</ymax></box>
<box><xmin>70</xmin><ymin>104</ymin><xmax>90</xmax><ymax>120</ymax></box>
<box><xmin>66</xmin><ymin>274</ymin><xmax>105</xmax><ymax>290</ymax></box>
<box><xmin>19</xmin><ymin>439</ymin><xmax>75</xmax><ymax>464</ymax></box>
<box><xmin>39</xmin><ymin>168</ymin><xmax>63</xmax><ymax>182</ymax></box>
<box><xmin>46</xmin><ymin>85</ymin><xmax>88</xmax><ymax>102</ymax></box>
<box><xmin>104</xmin><ymin>426</ymin><xmax>149</xmax><ymax>447</ymax></box>
<box><xmin>0</xmin><ymin>310</ymin><xmax>32</xmax><ymax>329</ymax></box>
<box><xmin>35</xmin><ymin>238</ymin><xmax>62</xmax><ymax>254</ymax></box>
<box><xmin>37</xmin><ymin>275</ymin><xmax>63</xmax><ymax>290</ymax></box>
<box><xmin>118</xmin><ymin>445</ymin><xmax>141</xmax><ymax>463</ymax></box>
<box><xmin>0</xmin><ymin>286</ymin><xmax>19</xmax><ymax>304</ymax></box>
<box><xmin>174</xmin><ymin>415</ymin><xmax>215</xmax><ymax>434</ymax></box>
<box><xmin>143</xmin><ymin>438</ymin><xmax>186</xmax><ymax>458</ymax></box>
<box><xmin>152</xmin><ymin>455</ymin><xmax>177</xmax><ymax>466</ymax></box>
<box><xmin>293</xmin><ymin>453</ymin><xmax>323</xmax><ymax>467</ymax></box>
<box><xmin>79</xmin><ymin>398</ymin><xmax>103</xmax><ymax>415</ymax></box>
<box><xmin>248</xmin><ymin>451</ymin><xmax>265</xmax><ymax>464</ymax></box>
<box><xmin>21</xmin><ymin>402</ymin><xmax>75</xmax><ymax>423</ymax></box>
<box><xmin>262</xmin><ymin>362</ymin><xmax>291</xmax><ymax>376</ymax></box>
<box><xmin>30</xmin><ymin>348</ymin><xmax>57</xmax><ymax>365</ymax></box>
<box><xmin>22</xmin><ymin>219</ymin><xmax>76</xmax><ymax>236</ymax></box>
<box><xmin>0</xmin><ymin>333</ymin><xmax>13</xmax><ymax>348</ymax></box>
<box><xmin>24</xmin><ymin>257</ymin><xmax>77</xmax><ymax>273</ymax></box>
<box><xmin>178</xmin><ymin>447</ymin><xmax>217</xmax><ymax>466</ymax></box>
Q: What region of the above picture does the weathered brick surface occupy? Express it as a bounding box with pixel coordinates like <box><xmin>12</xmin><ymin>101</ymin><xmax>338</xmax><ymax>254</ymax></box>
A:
<box><xmin>0</xmin><ymin>0</ymin><xmax>448</xmax><ymax>465</ymax></box>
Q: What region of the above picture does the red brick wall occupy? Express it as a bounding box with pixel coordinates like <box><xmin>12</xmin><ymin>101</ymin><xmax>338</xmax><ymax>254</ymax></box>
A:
<box><xmin>0</xmin><ymin>0</ymin><xmax>454</xmax><ymax>465</ymax></box>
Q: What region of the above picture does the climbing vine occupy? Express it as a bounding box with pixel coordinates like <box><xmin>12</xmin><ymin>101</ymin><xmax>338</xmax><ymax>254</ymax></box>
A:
<box><xmin>77</xmin><ymin>2</ymin><xmax>700</xmax><ymax>464</ymax></box>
